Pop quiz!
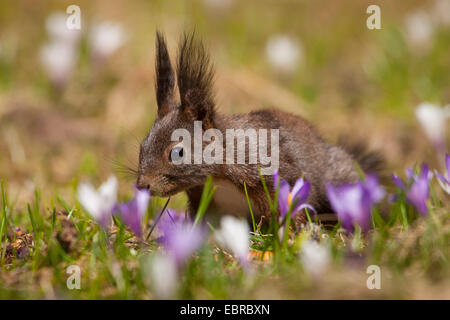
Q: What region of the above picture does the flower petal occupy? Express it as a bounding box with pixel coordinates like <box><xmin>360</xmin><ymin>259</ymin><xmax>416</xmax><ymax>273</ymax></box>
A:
<box><xmin>273</xmin><ymin>170</ymin><xmax>280</xmax><ymax>191</ymax></box>
<box><xmin>77</xmin><ymin>176</ymin><xmax>118</xmax><ymax>229</ymax></box>
<box><xmin>277</xmin><ymin>179</ymin><xmax>291</xmax><ymax>218</ymax></box>
<box><xmin>356</xmin><ymin>188</ymin><xmax>372</xmax><ymax>231</ymax></box>
<box><xmin>78</xmin><ymin>183</ymin><xmax>101</xmax><ymax>219</ymax></box>
<box><xmin>436</xmin><ymin>172</ymin><xmax>450</xmax><ymax>185</ymax></box>
<box><xmin>326</xmin><ymin>183</ymin><xmax>371</xmax><ymax>232</ymax></box>
<box><xmin>291</xmin><ymin>178</ymin><xmax>306</xmax><ymax>198</ymax></box>
<box><xmin>391</xmin><ymin>173</ymin><xmax>406</xmax><ymax>190</ymax></box>
<box><xmin>99</xmin><ymin>176</ymin><xmax>118</xmax><ymax>207</ymax></box>
<box><xmin>406</xmin><ymin>178</ymin><xmax>430</xmax><ymax>216</ymax></box>
<box><xmin>300</xmin><ymin>240</ymin><xmax>330</xmax><ymax>277</ymax></box>
<box><xmin>406</xmin><ymin>168</ymin><xmax>414</xmax><ymax>181</ymax></box>
<box><xmin>215</xmin><ymin>216</ymin><xmax>250</xmax><ymax>266</ymax></box>
<box><xmin>292</xmin><ymin>180</ymin><xmax>311</xmax><ymax>212</ymax></box>
<box><xmin>420</xmin><ymin>163</ymin><xmax>433</xmax><ymax>181</ymax></box>
<box><xmin>114</xmin><ymin>187</ymin><xmax>150</xmax><ymax>238</ymax></box>
<box><xmin>296</xmin><ymin>204</ymin><xmax>316</xmax><ymax>215</ymax></box>
<box><xmin>161</xmin><ymin>221</ymin><xmax>205</xmax><ymax>265</ymax></box>
<box><xmin>135</xmin><ymin>188</ymin><xmax>150</xmax><ymax>219</ymax></box>
<box><xmin>363</xmin><ymin>174</ymin><xmax>385</xmax><ymax>203</ymax></box>
<box><xmin>415</xmin><ymin>102</ymin><xmax>446</xmax><ymax>148</ymax></box>
<box><xmin>436</xmin><ymin>174</ymin><xmax>450</xmax><ymax>194</ymax></box>
<box><xmin>446</xmin><ymin>152</ymin><xmax>450</xmax><ymax>179</ymax></box>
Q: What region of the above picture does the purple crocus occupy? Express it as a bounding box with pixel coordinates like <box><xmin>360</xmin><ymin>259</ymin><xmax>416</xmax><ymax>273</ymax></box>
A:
<box><xmin>407</xmin><ymin>165</ymin><xmax>433</xmax><ymax>216</ymax></box>
<box><xmin>273</xmin><ymin>170</ymin><xmax>315</xmax><ymax>219</ymax></box>
<box><xmin>363</xmin><ymin>174</ymin><xmax>386</xmax><ymax>203</ymax></box>
<box><xmin>326</xmin><ymin>184</ymin><xmax>370</xmax><ymax>232</ymax></box>
<box><xmin>391</xmin><ymin>164</ymin><xmax>433</xmax><ymax>215</ymax></box>
<box><xmin>158</xmin><ymin>213</ymin><xmax>205</xmax><ymax>265</ymax></box>
<box><xmin>326</xmin><ymin>175</ymin><xmax>385</xmax><ymax>232</ymax></box>
<box><xmin>435</xmin><ymin>153</ymin><xmax>450</xmax><ymax>194</ymax></box>
<box><xmin>391</xmin><ymin>173</ymin><xmax>406</xmax><ymax>190</ymax></box>
<box><xmin>159</xmin><ymin>209</ymin><xmax>189</xmax><ymax>231</ymax></box>
<box><xmin>114</xmin><ymin>188</ymin><xmax>150</xmax><ymax>238</ymax></box>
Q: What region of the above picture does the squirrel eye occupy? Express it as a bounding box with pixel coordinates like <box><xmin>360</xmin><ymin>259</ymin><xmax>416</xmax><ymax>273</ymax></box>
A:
<box><xmin>169</xmin><ymin>146</ymin><xmax>184</xmax><ymax>163</ymax></box>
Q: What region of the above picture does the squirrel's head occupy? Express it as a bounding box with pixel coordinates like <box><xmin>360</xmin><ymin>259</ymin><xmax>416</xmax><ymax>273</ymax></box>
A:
<box><xmin>137</xmin><ymin>32</ymin><xmax>217</xmax><ymax>196</ymax></box>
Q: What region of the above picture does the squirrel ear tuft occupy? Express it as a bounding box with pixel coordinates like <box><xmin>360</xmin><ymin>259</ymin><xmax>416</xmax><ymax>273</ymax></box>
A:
<box><xmin>155</xmin><ymin>31</ymin><xmax>176</xmax><ymax>117</ymax></box>
<box><xmin>176</xmin><ymin>32</ymin><xmax>215</xmax><ymax>127</ymax></box>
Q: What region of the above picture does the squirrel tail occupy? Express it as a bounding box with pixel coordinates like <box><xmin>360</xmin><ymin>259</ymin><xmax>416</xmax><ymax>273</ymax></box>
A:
<box><xmin>337</xmin><ymin>136</ymin><xmax>386</xmax><ymax>178</ymax></box>
<box><xmin>316</xmin><ymin>137</ymin><xmax>387</xmax><ymax>228</ymax></box>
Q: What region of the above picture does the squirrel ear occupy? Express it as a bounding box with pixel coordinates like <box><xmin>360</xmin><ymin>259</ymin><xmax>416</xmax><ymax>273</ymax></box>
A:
<box><xmin>176</xmin><ymin>32</ymin><xmax>215</xmax><ymax>127</ymax></box>
<box><xmin>155</xmin><ymin>31</ymin><xmax>176</xmax><ymax>117</ymax></box>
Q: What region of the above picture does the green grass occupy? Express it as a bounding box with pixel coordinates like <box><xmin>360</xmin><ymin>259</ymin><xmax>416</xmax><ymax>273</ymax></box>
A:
<box><xmin>0</xmin><ymin>172</ymin><xmax>448</xmax><ymax>299</ymax></box>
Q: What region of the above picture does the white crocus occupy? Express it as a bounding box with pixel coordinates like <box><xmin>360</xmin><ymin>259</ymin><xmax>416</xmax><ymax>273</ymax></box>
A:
<box><xmin>215</xmin><ymin>216</ymin><xmax>250</xmax><ymax>264</ymax></box>
<box><xmin>77</xmin><ymin>176</ymin><xmax>118</xmax><ymax>228</ymax></box>
<box><xmin>40</xmin><ymin>12</ymin><xmax>81</xmax><ymax>87</ymax></box>
<box><xmin>404</xmin><ymin>10</ymin><xmax>434</xmax><ymax>49</ymax></box>
<box><xmin>436</xmin><ymin>176</ymin><xmax>450</xmax><ymax>194</ymax></box>
<box><xmin>300</xmin><ymin>240</ymin><xmax>330</xmax><ymax>278</ymax></box>
<box><xmin>89</xmin><ymin>22</ymin><xmax>126</xmax><ymax>60</ymax></box>
<box><xmin>265</xmin><ymin>35</ymin><xmax>302</xmax><ymax>74</ymax></box>
<box><xmin>415</xmin><ymin>102</ymin><xmax>449</xmax><ymax>150</ymax></box>
<box><xmin>149</xmin><ymin>253</ymin><xmax>178</xmax><ymax>299</ymax></box>
<box><xmin>45</xmin><ymin>12</ymin><xmax>81</xmax><ymax>45</ymax></box>
<box><xmin>435</xmin><ymin>153</ymin><xmax>450</xmax><ymax>194</ymax></box>
<box><xmin>40</xmin><ymin>41</ymin><xmax>77</xmax><ymax>86</ymax></box>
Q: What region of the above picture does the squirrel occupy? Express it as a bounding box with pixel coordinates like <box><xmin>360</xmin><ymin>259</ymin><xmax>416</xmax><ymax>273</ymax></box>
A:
<box><xmin>136</xmin><ymin>32</ymin><xmax>383</xmax><ymax>227</ymax></box>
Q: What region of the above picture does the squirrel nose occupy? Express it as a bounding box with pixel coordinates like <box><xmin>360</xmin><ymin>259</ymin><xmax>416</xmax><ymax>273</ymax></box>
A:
<box><xmin>136</xmin><ymin>175</ymin><xmax>150</xmax><ymax>190</ymax></box>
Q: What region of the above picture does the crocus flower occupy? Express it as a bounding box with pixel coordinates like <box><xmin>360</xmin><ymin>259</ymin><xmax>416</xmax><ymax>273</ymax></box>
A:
<box><xmin>404</xmin><ymin>10</ymin><xmax>434</xmax><ymax>49</ymax></box>
<box><xmin>391</xmin><ymin>164</ymin><xmax>433</xmax><ymax>215</ymax></box>
<box><xmin>407</xmin><ymin>165</ymin><xmax>433</xmax><ymax>215</ymax></box>
<box><xmin>148</xmin><ymin>253</ymin><xmax>178</xmax><ymax>299</ymax></box>
<box><xmin>45</xmin><ymin>12</ymin><xmax>80</xmax><ymax>45</ymax></box>
<box><xmin>158</xmin><ymin>215</ymin><xmax>205</xmax><ymax>265</ymax></box>
<box><xmin>265</xmin><ymin>35</ymin><xmax>302</xmax><ymax>74</ymax></box>
<box><xmin>159</xmin><ymin>209</ymin><xmax>189</xmax><ymax>232</ymax></box>
<box><xmin>114</xmin><ymin>188</ymin><xmax>150</xmax><ymax>238</ymax></box>
<box><xmin>326</xmin><ymin>184</ymin><xmax>371</xmax><ymax>232</ymax></box>
<box><xmin>89</xmin><ymin>22</ymin><xmax>126</xmax><ymax>61</ymax></box>
<box><xmin>215</xmin><ymin>216</ymin><xmax>250</xmax><ymax>267</ymax></box>
<box><xmin>326</xmin><ymin>175</ymin><xmax>385</xmax><ymax>232</ymax></box>
<box><xmin>415</xmin><ymin>102</ymin><xmax>449</xmax><ymax>152</ymax></box>
<box><xmin>300</xmin><ymin>240</ymin><xmax>330</xmax><ymax>278</ymax></box>
<box><xmin>435</xmin><ymin>153</ymin><xmax>450</xmax><ymax>194</ymax></box>
<box><xmin>273</xmin><ymin>170</ymin><xmax>315</xmax><ymax>220</ymax></box>
<box><xmin>40</xmin><ymin>12</ymin><xmax>81</xmax><ymax>87</ymax></box>
<box><xmin>77</xmin><ymin>176</ymin><xmax>118</xmax><ymax>228</ymax></box>
<box><xmin>391</xmin><ymin>173</ymin><xmax>406</xmax><ymax>190</ymax></box>
<box><xmin>407</xmin><ymin>176</ymin><xmax>431</xmax><ymax>215</ymax></box>
<box><xmin>40</xmin><ymin>41</ymin><xmax>77</xmax><ymax>87</ymax></box>
<box><xmin>363</xmin><ymin>174</ymin><xmax>386</xmax><ymax>203</ymax></box>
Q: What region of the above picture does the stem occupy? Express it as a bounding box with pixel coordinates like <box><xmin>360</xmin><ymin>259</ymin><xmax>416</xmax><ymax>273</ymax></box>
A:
<box><xmin>146</xmin><ymin>197</ymin><xmax>170</xmax><ymax>240</ymax></box>
<box><xmin>244</xmin><ymin>181</ymin><xmax>256</xmax><ymax>233</ymax></box>
<box><xmin>400</xmin><ymin>202</ymin><xmax>408</xmax><ymax>230</ymax></box>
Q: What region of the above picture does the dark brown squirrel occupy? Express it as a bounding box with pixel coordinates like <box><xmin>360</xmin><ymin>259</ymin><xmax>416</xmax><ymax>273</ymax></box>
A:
<box><xmin>136</xmin><ymin>32</ymin><xmax>383</xmax><ymax>226</ymax></box>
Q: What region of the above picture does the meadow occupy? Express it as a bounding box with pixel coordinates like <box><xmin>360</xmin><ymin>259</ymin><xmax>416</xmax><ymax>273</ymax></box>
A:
<box><xmin>0</xmin><ymin>0</ymin><xmax>449</xmax><ymax>299</ymax></box>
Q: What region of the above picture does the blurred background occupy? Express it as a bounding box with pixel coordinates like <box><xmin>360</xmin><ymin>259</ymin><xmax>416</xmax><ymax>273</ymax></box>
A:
<box><xmin>0</xmin><ymin>0</ymin><xmax>449</xmax><ymax>204</ymax></box>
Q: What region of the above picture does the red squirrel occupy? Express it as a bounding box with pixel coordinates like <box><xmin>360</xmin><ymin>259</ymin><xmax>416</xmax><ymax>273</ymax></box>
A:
<box><xmin>136</xmin><ymin>32</ymin><xmax>383</xmax><ymax>226</ymax></box>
